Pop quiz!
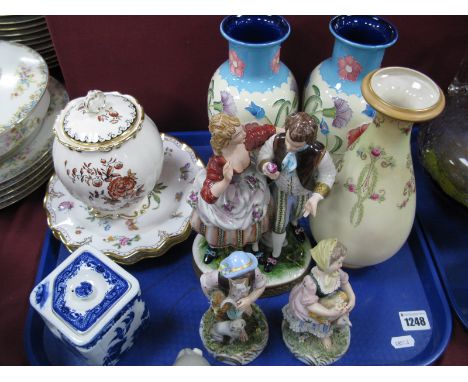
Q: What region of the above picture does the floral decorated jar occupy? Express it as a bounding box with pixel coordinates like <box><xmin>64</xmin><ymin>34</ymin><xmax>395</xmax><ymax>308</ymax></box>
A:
<box><xmin>0</xmin><ymin>41</ymin><xmax>50</xmax><ymax>159</ymax></box>
<box><xmin>311</xmin><ymin>67</ymin><xmax>445</xmax><ymax>267</ymax></box>
<box><xmin>303</xmin><ymin>15</ymin><xmax>398</xmax><ymax>170</ymax></box>
<box><xmin>208</xmin><ymin>15</ymin><xmax>298</xmax><ymax>127</ymax></box>
<box><xmin>52</xmin><ymin>90</ymin><xmax>163</xmax><ymax>217</ymax></box>
<box><xmin>29</xmin><ymin>245</ymin><xmax>149</xmax><ymax>365</ymax></box>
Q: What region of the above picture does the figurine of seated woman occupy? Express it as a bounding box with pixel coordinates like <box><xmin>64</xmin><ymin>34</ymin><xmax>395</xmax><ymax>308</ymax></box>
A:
<box><xmin>189</xmin><ymin>113</ymin><xmax>276</xmax><ymax>264</ymax></box>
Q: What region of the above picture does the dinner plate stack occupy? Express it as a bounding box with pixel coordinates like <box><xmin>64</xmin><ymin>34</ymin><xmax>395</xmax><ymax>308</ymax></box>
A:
<box><xmin>0</xmin><ymin>15</ymin><xmax>59</xmax><ymax>71</ymax></box>
<box><xmin>0</xmin><ymin>40</ymin><xmax>69</xmax><ymax>210</ymax></box>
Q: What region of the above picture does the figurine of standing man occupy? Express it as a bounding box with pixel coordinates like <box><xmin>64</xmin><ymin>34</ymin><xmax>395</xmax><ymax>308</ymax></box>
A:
<box><xmin>257</xmin><ymin>112</ymin><xmax>337</xmax><ymax>271</ymax></box>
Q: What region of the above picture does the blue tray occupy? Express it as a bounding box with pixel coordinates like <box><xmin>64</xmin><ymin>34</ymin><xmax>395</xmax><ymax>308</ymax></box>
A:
<box><xmin>412</xmin><ymin>134</ymin><xmax>468</xmax><ymax>329</ymax></box>
<box><xmin>24</xmin><ymin>131</ymin><xmax>452</xmax><ymax>366</ymax></box>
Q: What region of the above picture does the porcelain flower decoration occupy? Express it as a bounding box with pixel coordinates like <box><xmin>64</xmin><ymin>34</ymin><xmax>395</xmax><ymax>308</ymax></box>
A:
<box><xmin>245</xmin><ymin>101</ymin><xmax>265</xmax><ymax>119</ymax></box>
<box><xmin>338</xmin><ymin>55</ymin><xmax>362</xmax><ymax>82</ymax></box>
<box><xmin>332</xmin><ymin>97</ymin><xmax>353</xmax><ymax>128</ymax></box>
<box><xmin>229</xmin><ymin>49</ymin><xmax>246</xmax><ymax>78</ymax></box>
<box><xmin>220</xmin><ymin>91</ymin><xmax>237</xmax><ymax>116</ymax></box>
<box><xmin>271</xmin><ymin>48</ymin><xmax>281</xmax><ymax>74</ymax></box>
<box><xmin>347</xmin><ymin>123</ymin><xmax>369</xmax><ymax>148</ymax></box>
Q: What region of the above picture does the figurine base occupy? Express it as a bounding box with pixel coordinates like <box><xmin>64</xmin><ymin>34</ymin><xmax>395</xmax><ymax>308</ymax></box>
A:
<box><xmin>199</xmin><ymin>304</ymin><xmax>269</xmax><ymax>365</ymax></box>
<box><xmin>281</xmin><ymin>319</ymin><xmax>351</xmax><ymax>366</ymax></box>
<box><xmin>192</xmin><ymin>227</ymin><xmax>312</xmax><ymax>297</ymax></box>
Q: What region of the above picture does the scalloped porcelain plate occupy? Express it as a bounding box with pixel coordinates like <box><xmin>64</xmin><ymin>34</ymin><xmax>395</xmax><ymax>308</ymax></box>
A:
<box><xmin>0</xmin><ymin>40</ymin><xmax>48</xmax><ymax>133</ymax></box>
<box><xmin>0</xmin><ymin>77</ymin><xmax>68</xmax><ymax>185</ymax></box>
<box><xmin>44</xmin><ymin>134</ymin><xmax>205</xmax><ymax>264</ymax></box>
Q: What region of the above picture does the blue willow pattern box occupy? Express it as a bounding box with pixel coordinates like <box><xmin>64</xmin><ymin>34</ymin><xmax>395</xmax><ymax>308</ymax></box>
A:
<box><xmin>29</xmin><ymin>245</ymin><xmax>149</xmax><ymax>365</ymax></box>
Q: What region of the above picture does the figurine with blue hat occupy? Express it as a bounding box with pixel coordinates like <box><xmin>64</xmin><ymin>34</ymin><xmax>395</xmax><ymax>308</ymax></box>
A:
<box><xmin>199</xmin><ymin>251</ymin><xmax>269</xmax><ymax>365</ymax></box>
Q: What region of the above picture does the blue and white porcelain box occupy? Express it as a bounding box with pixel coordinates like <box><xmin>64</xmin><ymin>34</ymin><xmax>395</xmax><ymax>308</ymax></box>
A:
<box><xmin>29</xmin><ymin>245</ymin><xmax>149</xmax><ymax>365</ymax></box>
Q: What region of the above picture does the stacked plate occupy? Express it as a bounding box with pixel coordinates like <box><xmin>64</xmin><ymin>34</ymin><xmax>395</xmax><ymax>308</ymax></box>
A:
<box><xmin>0</xmin><ymin>15</ymin><xmax>58</xmax><ymax>70</ymax></box>
<box><xmin>0</xmin><ymin>40</ymin><xmax>69</xmax><ymax>209</ymax></box>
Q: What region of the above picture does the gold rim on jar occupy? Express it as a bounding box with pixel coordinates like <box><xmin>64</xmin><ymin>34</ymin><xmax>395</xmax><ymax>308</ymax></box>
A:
<box><xmin>54</xmin><ymin>96</ymin><xmax>145</xmax><ymax>152</ymax></box>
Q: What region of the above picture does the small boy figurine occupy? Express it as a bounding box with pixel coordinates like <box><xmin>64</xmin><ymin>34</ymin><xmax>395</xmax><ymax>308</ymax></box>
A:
<box><xmin>257</xmin><ymin>112</ymin><xmax>336</xmax><ymax>272</ymax></box>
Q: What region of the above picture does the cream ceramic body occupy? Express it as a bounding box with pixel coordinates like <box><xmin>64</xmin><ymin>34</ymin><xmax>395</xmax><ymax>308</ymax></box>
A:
<box><xmin>311</xmin><ymin>112</ymin><xmax>416</xmax><ymax>267</ymax></box>
<box><xmin>52</xmin><ymin>91</ymin><xmax>163</xmax><ymax>216</ymax></box>
<box><xmin>0</xmin><ymin>41</ymin><xmax>49</xmax><ymax>158</ymax></box>
<box><xmin>311</xmin><ymin>67</ymin><xmax>444</xmax><ymax>267</ymax></box>
<box><xmin>304</xmin><ymin>65</ymin><xmax>372</xmax><ymax>169</ymax></box>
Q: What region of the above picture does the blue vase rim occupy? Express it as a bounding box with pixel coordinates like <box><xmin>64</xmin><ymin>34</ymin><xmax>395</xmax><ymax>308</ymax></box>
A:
<box><xmin>220</xmin><ymin>15</ymin><xmax>291</xmax><ymax>48</ymax></box>
<box><xmin>329</xmin><ymin>15</ymin><xmax>398</xmax><ymax>50</ymax></box>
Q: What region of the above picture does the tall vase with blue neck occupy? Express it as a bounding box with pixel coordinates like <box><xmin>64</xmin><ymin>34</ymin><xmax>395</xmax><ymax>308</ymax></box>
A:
<box><xmin>303</xmin><ymin>15</ymin><xmax>398</xmax><ymax>170</ymax></box>
<box><xmin>208</xmin><ymin>15</ymin><xmax>298</xmax><ymax>128</ymax></box>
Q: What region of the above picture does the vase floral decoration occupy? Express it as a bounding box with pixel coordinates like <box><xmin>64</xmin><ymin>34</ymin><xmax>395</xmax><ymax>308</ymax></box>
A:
<box><xmin>208</xmin><ymin>15</ymin><xmax>298</xmax><ymax>127</ymax></box>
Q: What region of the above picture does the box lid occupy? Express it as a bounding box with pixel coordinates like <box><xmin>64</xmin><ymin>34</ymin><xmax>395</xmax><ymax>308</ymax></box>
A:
<box><xmin>30</xmin><ymin>245</ymin><xmax>140</xmax><ymax>346</ymax></box>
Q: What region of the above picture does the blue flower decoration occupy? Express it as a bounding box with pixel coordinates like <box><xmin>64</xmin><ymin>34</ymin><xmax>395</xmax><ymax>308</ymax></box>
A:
<box><xmin>362</xmin><ymin>104</ymin><xmax>376</xmax><ymax>118</ymax></box>
<box><xmin>35</xmin><ymin>282</ymin><xmax>49</xmax><ymax>309</ymax></box>
<box><xmin>320</xmin><ymin>119</ymin><xmax>330</xmax><ymax>135</ymax></box>
<box><xmin>75</xmin><ymin>281</ymin><xmax>94</xmax><ymax>298</ymax></box>
<box><xmin>245</xmin><ymin>101</ymin><xmax>265</xmax><ymax>119</ymax></box>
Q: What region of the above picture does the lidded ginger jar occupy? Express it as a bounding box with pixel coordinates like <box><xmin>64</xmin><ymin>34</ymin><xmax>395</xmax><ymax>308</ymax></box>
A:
<box><xmin>52</xmin><ymin>90</ymin><xmax>163</xmax><ymax>216</ymax></box>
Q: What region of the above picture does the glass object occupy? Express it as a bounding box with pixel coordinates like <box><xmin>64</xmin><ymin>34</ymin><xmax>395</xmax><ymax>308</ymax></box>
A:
<box><xmin>418</xmin><ymin>48</ymin><xmax>468</xmax><ymax>208</ymax></box>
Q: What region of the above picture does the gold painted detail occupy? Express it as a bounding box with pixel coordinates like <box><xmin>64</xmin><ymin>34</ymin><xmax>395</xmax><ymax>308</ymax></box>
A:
<box><xmin>313</xmin><ymin>182</ymin><xmax>330</xmax><ymax>198</ymax></box>
<box><xmin>54</xmin><ymin>95</ymin><xmax>145</xmax><ymax>152</ymax></box>
<box><xmin>43</xmin><ymin>134</ymin><xmax>206</xmax><ymax>265</ymax></box>
<box><xmin>361</xmin><ymin>67</ymin><xmax>445</xmax><ymax>123</ymax></box>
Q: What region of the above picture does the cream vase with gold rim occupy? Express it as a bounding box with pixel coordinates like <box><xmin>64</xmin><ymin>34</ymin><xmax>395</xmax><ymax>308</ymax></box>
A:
<box><xmin>52</xmin><ymin>90</ymin><xmax>163</xmax><ymax>217</ymax></box>
<box><xmin>311</xmin><ymin>67</ymin><xmax>445</xmax><ymax>268</ymax></box>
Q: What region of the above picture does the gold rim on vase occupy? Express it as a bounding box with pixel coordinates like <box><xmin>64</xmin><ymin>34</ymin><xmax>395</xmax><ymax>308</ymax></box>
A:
<box><xmin>361</xmin><ymin>67</ymin><xmax>446</xmax><ymax>122</ymax></box>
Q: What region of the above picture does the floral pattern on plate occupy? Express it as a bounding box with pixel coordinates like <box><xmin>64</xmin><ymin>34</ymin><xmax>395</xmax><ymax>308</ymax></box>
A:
<box><xmin>0</xmin><ymin>41</ymin><xmax>48</xmax><ymax>132</ymax></box>
<box><xmin>0</xmin><ymin>77</ymin><xmax>68</xmax><ymax>185</ymax></box>
<box><xmin>44</xmin><ymin>135</ymin><xmax>205</xmax><ymax>264</ymax></box>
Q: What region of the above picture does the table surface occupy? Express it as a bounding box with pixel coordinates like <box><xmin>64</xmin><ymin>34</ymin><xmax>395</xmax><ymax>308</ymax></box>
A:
<box><xmin>0</xmin><ymin>173</ymin><xmax>467</xmax><ymax>366</ymax></box>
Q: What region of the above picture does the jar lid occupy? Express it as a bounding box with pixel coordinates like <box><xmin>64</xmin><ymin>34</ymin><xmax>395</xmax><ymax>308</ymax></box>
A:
<box><xmin>55</xmin><ymin>90</ymin><xmax>144</xmax><ymax>152</ymax></box>
<box><xmin>30</xmin><ymin>245</ymin><xmax>139</xmax><ymax>345</ymax></box>
<box><xmin>51</xmin><ymin>250</ymin><xmax>130</xmax><ymax>333</ymax></box>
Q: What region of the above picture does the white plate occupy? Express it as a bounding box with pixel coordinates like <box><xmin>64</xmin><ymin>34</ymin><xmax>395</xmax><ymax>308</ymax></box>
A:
<box><xmin>44</xmin><ymin>134</ymin><xmax>205</xmax><ymax>264</ymax></box>
<box><xmin>0</xmin><ymin>165</ymin><xmax>53</xmax><ymax>209</ymax></box>
<box><xmin>0</xmin><ymin>40</ymin><xmax>48</xmax><ymax>132</ymax></box>
<box><xmin>0</xmin><ymin>76</ymin><xmax>68</xmax><ymax>184</ymax></box>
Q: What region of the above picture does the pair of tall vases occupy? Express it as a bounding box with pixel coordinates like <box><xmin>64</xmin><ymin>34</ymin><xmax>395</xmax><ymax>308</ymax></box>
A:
<box><xmin>206</xmin><ymin>15</ymin><xmax>445</xmax><ymax>270</ymax></box>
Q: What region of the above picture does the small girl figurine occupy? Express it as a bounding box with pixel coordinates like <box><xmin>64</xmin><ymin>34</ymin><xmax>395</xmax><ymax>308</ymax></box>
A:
<box><xmin>189</xmin><ymin>113</ymin><xmax>276</xmax><ymax>264</ymax></box>
<box><xmin>282</xmin><ymin>238</ymin><xmax>356</xmax><ymax>366</ymax></box>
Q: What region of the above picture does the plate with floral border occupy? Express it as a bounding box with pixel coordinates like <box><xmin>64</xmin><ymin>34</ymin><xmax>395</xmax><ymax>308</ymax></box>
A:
<box><xmin>44</xmin><ymin>134</ymin><xmax>205</xmax><ymax>265</ymax></box>
<box><xmin>0</xmin><ymin>40</ymin><xmax>48</xmax><ymax>133</ymax></box>
<box><xmin>0</xmin><ymin>166</ymin><xmax>53</xmax><ymax>210</ymax></box>
<box><xmin>0</xmin><ymin>76</ymin><xmax>68</xmax><ymax>185</ymax></box>
<box><xmin>0</xmin><ymin>160</ymin><xmax>52</xmax><ymax>201</ymax></box>
<box><xmin>0</xmin><ymin>150</ymin><xmax>51</xmax><ymax>191</ymax></box>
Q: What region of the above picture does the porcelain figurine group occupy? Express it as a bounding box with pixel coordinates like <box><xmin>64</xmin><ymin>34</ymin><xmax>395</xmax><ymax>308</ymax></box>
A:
<box><xmin>198</xmin><ymin>240</ymin><xmax>355</xmax><ymax>365</ymax></box>
<box><xmin>190</xmin><ymin>112</ymin><xmax>336</xmax><ymax>283</ymax></box>
<box><xmin>29</xmin><ymin>14</ymin><xmax>449</xmax><ymax>366</ymax></box>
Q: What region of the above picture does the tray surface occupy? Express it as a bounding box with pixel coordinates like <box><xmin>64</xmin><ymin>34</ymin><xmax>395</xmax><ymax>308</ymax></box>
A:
<box><xmin>412</xmin><ymin>133</ymin><xmax>468</xmax><ymax>329</ymax></box>
<box><xmin>24</xmin><ymin>131</ymin><xmax>452</xmax><ymax>366</ymax></box>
